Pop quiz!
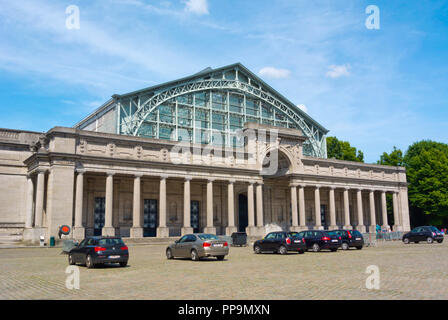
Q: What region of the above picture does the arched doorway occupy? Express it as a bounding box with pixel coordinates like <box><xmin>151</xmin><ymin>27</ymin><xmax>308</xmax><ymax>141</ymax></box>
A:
<box><xmin>238</xmin><ymin>194</ymin><xmax>248</xmax><ymax>232</ymax></box>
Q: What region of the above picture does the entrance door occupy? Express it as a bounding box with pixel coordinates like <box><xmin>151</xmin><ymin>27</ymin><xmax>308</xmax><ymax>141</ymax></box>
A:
<box><xmin>94</xmin><ymin>197</ymin><xmax>105</xmax><ymax>236</ymax></box>
<box><xmin>320</xmin><ymin>205</ymin><xmax>327</xmax><ymax>229</ymax></box>
<box><xmin>191</xmin><ymin>200</ymin><xmax>200</xmax><ymax>233</ymax></box>
<box><xmin>238</xmin><ymin>194</ymin><xmax>248</xmax><ymax>232</ymax></box>
<box><xmin>143</xmin><ymin>199</ymin><xmax>158</xmax><ymax>237</ymax></box>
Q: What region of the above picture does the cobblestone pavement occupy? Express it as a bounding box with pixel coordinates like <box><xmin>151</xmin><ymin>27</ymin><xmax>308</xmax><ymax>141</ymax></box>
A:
<box><xmin>0</xmin><ymin>239</ymin><xmax>447</xmax><ymax>300</ymax></box>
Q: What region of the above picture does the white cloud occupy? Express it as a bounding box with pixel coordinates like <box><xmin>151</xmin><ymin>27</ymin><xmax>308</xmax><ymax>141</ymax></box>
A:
<box><xmin>184</xmin><ymin>0</ymin><xmax>209</xmax><ymax>15</ymax></box>
<box><xmin>325</xmin><ymin>64</ymin><xmax>351</xmax><ymax>78</ymax></box>
<box><xmin>258</xmin><ymin>67</ymin><xmax>291</xmax><ymax>79</ymax></box>
<box><xmin>297</xmin><ymin>104</ymin><xmax>308</xmax><ymax>113</ymax></box>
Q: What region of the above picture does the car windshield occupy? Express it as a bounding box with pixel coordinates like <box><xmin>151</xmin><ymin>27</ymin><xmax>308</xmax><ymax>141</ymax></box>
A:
<box><xmin>98</xmin><ymin>238</ymin><xmax>124</xmax><ymax>246</ymax></box>
<box><xmin>327</xmin><ymin>231</ymin><xmax>338</xmax><ymax>236</ymax></box>
<box><xmin>430</xmin><ymin>226</ymin><xmax>440</xmax><ymax>232</ymax></box>
<box><xmin>288</xmin><ymin>232</ymin><xmax>300</xmax><ymax>238</ymax></box>
<box><xmin>198</xmin><ymin>234</ymin><xmax>219</xmax><ymax>240</ymax></box>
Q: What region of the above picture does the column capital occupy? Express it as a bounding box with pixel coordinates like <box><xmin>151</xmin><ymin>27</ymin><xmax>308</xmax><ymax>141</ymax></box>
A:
<box><xmin>256</xmin><ymin>181</ymin><xmax>264</xmax><ymax>186</ymax></box>
<box><xmin>106</xmin><ymin>171</ymin><xmax>115</xmax><ymax>177</ymax></box>
<box><xmin>184</xmin><ymin>175</ymin><xmax>192</xmax><ymax>181</ymax></box>
<box><xmin>207</xmin><ymin>178</ymin><xmax>215</xmax><ymax>183</ymax></box>
<box><xmin>315</xmin><ymin>185</ymin><xmax>321</xmax><ymax>190</ymax></box>
<box><xmin>289</xmin><ymin>183</ymin><xmax>298</xmax><ymax>188</ymax></box>
<box><xmin>298</xmin><ymin>183</ymin><xmax>306</xmax><ymax>188</ymax></box>
<box><xmin>228</xmin><ymin>179</ymin><xmax>236</xmax><ymax>184</ymax></box>
<box><xmin>247</xmin><ymin>180</ymin><xmax>255</xmax><ymax>185</ymax></box>
<box><xmin>36</xmin><ymin>168</ymin><xmax>47</xmax><ymax>174</ymax></box>
<box><xmin>134</xmin><ymin>173</ymin><xmax>143</xmax><ymax>178</ymax></box>
<box><xmin>160</xmin><ymin>174</ymin><xmax>168</xmax><ymax>180</ymax></box>
<box><xmin>329</xmin><ymin>185</ymin><xmax>336</xmax><ymax>190</ymax></box>
<box><xmin>76</xmin><ymin>168</ymin><xmax>86</xmax><ymax>175</ymax></box>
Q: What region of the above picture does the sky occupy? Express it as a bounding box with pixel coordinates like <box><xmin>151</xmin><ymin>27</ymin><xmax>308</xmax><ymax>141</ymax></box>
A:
<box><xmin>0</xmin><ymin>0</ymin><xmax>447</xmax><ymax>163</ymax></box>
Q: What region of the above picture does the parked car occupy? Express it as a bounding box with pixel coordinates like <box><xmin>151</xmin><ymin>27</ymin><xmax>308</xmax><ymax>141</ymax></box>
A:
<box><xmin>253</xmin><ymin>231</ymin><xmax>306</xmax><ymax>254</ymax></box>
<box><xmin>402</xmin><ymin>226</ymin><xmax>444</xmax><ymax>244</ymax></box>
<box><xmin>328</xmin><ymin>229</ymin><xmax>364</xmax><ymax>250</ymax></box>
<box><xmin>166</xmin><ymin>233</ymin><xmax>229</xmax><ymax>261</ymax></box>
<box><xmin>68</xmin><ymin>236</ymin><xmax>129</xmax><ymax>268</ymax></box>
<box><xmin>296</xmin><ymin>230</ymin><xmax>341</xmax><ymax>252</ymax></box>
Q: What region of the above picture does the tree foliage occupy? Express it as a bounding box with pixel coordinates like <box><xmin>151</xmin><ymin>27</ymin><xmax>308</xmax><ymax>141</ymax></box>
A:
<box><xmin>326</xmin><ymin>136</ymin><xmax>364</xmax><ymax>162</ymax></box>
<box><xmin>377</xmin><ymin>146</ymin><xmax>404</xmax><ymax>166</ymax></box>
<box><xmin>403</xmin><ymin>140</ymin><xmax>448</xmax><ymax>226</ymax></box>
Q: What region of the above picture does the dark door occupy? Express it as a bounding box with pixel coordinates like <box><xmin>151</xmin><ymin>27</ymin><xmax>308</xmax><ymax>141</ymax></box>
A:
<box><xmin>143</xmin><ymin>199</ymin><xmax>158</xmax><ymax>237</ymax></box>
<box><xmin>320</xmin><ymin>205</ymin><xmax>327</xmax><ymax>229</ymax></box>
<box><xmin>94</xmin><ymin>197</ymin><xmax>105</xmax><ymax>236</ymax></box>
<box><xmin>238</xmin><ymin>194</ymin><xmax>248</xmax><ymax>232</ymax></box>
<box><xmin>191</xmin><ymin>200</ymin><xmax>200</xmax><ymax>233</ymax></box>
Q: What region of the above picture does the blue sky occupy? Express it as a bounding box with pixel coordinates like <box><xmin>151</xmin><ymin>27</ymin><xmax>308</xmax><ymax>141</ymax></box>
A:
<box><xmin>0</xmin><ymin>0</ymin><xmax>447</xmax><ymax>163</ymax></box>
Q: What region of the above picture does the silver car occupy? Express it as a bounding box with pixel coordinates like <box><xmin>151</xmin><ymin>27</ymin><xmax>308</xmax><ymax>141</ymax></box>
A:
<box><xmin>166</xmin><ymin>233</ymin><xmax>229</xmax><ymax>261</ymax></box>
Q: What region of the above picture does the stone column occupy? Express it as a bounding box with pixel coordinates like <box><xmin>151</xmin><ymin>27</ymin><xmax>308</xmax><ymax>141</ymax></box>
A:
<box><xmin>290</xmin><ymin>184</ymin><xmax>299</xmax><ymax>231</ymax></box>
<box><xmin>102</xmin><ymin>172</ymin><xmax>115</xmax><ymax>236</ymax></box>
<box><xmin>225</xmin><ymin>180</ymin><xmax>237</xmax><ymax>236</ymax></box>
<box><xmin>130</xmin><ymin>174</ymin><xmax>143</xmax><ymax>238</ymax></box>
<box><xmin>314</xmin><ymin>186</ymin><xmax>323</xmax><ymax>230</ymax></box>
<box><xmin>381</xmin><ymin>191</ymin><xmax>390</xmax><ymax>231</ymax></box>
<box><xmin>356</xmin><ymin>189</ymin><xmax>366</xmax><ymax>233</ymax></box>
<box><xmin>369</xmin><ymin>190</ymin><xmax>376</xmax><ymax>233</ymax></box>
<box><xmin>203</xmin><ymin>178</ymin><xmax>216</xmax><ymax>234</ymax></box>
<box><xmin>298</xmin><ymin>184</ymin><xmax>306</xmax><ymax>230</ymax></box>
<box><xmin>392</xmin><ymin>191</ymin><xmax>402</xmax><ymax>231</ymax></box>
<box><xmin>157</xmin><ymin>175</ymin><xmax>169</xmax><ymax>237</ymax></box>
<box><xmin>343</xmin><ymin>187</ymin><xmax>352</xmax><ymax>230</ymax></box>
<box><xmin>181</xmin><ymin>176</ymin><xmax>193</xmax><ymax>236</ymax></box>
<box><xmin>246</xmin><ymin>181</ymin><xmax>257</xmax><ymax>236</ymax></box>
<box><xmin>34</xmin><ymin>170</ymin><xmax>46</xmax><ymax>228</ymax></box>
<box><xmin>24</xmin><ymin>175</ymin><xmax>34</xmax><ymax>229</ymax></box>
<box><xmin>256</xmin><ymin>182</ymin><xmax>264</xmax><ymax>235</ymax></box>
<box><xmin>328</xmin><ymin>186</ymin><xmax>337</xmax><ymax>230</ymax></box>
<box><xmin>73</xmin><ymin>170</ymin><xmax>85</xmax><ymax>239</ymax></box>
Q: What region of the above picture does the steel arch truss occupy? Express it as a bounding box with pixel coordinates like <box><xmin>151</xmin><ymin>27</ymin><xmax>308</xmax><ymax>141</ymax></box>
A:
<box><xmin>121</xmin><ymin>79</ymin><xmax>327</xmax><ymax>158</ymax></box>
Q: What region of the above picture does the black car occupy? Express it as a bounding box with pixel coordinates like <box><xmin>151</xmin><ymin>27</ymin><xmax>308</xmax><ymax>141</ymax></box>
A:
<box><xmin>253</xmin><ymin>231</ymin><xmax>306</xmax><ymax>254</ymax></box>
<box><xmin>328</xmin><ymin>229</ymin><xmax>364</xmax><ymax>250</ymax></box>
<box><xmin>68</xmin><ymin>236</ymin><xmax>129</xmax><ymax>268</ymax></box>
<box><xmin>296</xmin><ymin>230</ymin><xmax>341</xmax><ymax>252</ymax></box>
<box><xmin>403</xmin><ymin>226</ymin><xmax>444</xmax><ymax>244</ymax></box>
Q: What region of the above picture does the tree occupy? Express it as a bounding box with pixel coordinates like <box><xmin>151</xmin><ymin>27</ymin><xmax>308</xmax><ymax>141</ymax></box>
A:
<box><xmin>403</xmin><ymin>140</ymin><xmax>448</xmax><ymax>226</ymax></box>
<box><xmin>377</xmin><ymin>146</ymin><xmax>404</xmax><ymax>166</ymax></box>
<box><xmin>326</xmin><ymin>136</ymin><xmax>364</xmax><ymax>162</ymax></box>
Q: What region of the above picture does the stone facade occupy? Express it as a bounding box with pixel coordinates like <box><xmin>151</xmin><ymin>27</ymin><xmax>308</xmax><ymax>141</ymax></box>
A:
<box><xmin>0</xmin><ymin>123</ymin><xmax>410</xmax><ymax>244</ymax></box>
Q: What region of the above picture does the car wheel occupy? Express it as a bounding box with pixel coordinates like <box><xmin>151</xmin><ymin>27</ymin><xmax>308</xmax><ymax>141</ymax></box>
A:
<box><xmin>341</xmin><ymin>242</ymin><xmax>349</xmax><ymax>250</ymax></box>
<box><xmin>254</xmin><ymin>245</ymin><xmax>261</xmax><ymax>254</ymax></box>
<box><xmin>191</xmin><ymin>249</ymin><xmax>200</xmax><ymax>261</ymax></box>
<box><xmin>298</xmin><ymin>250</ymin><xmax>305</xmax><ymax>254</ymax></box>
<box><xmin>119</xmin><ymin>261</ymin><xmax>127</xmax><ymax>267</ymax></box>
<box><xmin>403</xmin><ymin>238</ymin><xmax>410</xmax><ymax>244</ymax></box>
<box><xmin>68</xmin><ymin>254</ymin><xmax>75</xmax><ymax>265</ymax></box>
<box><xmin>437</xmin><ymin>240</ymin><xmax>443</xmax><ymax>243</ymax></box>
<box><xmin>312</xmin><ymin>243</ymin><xmax>320</xmax><ymax>252</ymax></box>
<box><xmin>356</xmin><ymin>246</ymin><xmax>363</xmax><ymax>250</ymax></box>
<box><xmin>86</xmin><ymin>255</ymin><xmax>95</xmax><ymax>269</ymax></box>
<box><xmin>330</xmin><ymin>248</ymin><xmax>337</xmax><ymax>252</ymax></box>
<box><xmin>166</xmin><ymin>248</ymin><xmax>174</xmax><ymax>260</ymax></box>
<box><xmin>279</xmin><ymin>246</ymin><xmax>287</xmax><ymax>255</ymax></box>
<box><xmin>427</xmin><ymin>237</ymin><xmax>434</xmax><ymax>244</ymax></box>
<box><xmin>216</xmin><ymin>255</ymin><xmax>225</xmax><ymax>261</ymax></box>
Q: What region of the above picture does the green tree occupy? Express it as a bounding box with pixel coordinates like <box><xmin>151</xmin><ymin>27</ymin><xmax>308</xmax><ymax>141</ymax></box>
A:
<box><xmin>326</xmin><ymin>136</ymin><xmax>364</xmax><ymax>162</ymax></box>
<box><xmin>403</xmin><ymin>140</ymin><xmax>448</xmax><ymax>226</ymax></box>
<box><xmin>377</xmin><ymin>146</ymin><xmax>404</xmax><ymax>166</ymax></box>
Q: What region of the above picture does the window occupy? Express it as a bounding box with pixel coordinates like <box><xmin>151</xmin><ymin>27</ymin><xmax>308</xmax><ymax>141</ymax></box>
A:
<box><xmin>198</xmin><ymin>234</ymin><xmax>219</xmax><ymax>240</ymax></box>
<box><xmin>186</xmin><ymin>235</ymin><xmax>197</xmax><ymax>242</ymax></box>
<box><xmin>212</xmin><ymin>92</ymin><xmax>227</xmax><ymax>111</ymax></box>
<box><xmin>98</xmin><ymin>238</ymin><xmax>124</xmax><ymax>246</ymax></box>
<box><xmin>212</xmin><ymin>112</ymin><xmax>226</xmax><ymax>131</ymax></box>
<box><xmin>246</xmin><ymin>98</ymin><xmax>259</xmax><ymax>116</ymax></box>
<box><xmin>194</xmin><ymin>92</ymin><xmax>209</xmax><ymax>108</ymax></box>
<box><xmin>178</xmin><ymin>235</ymin><xmax>188</xmax><ymax>243</ymax></box>
<box><xmin>159</xmin><ymin>104</ymin><xmax>174</xmax><ymax>123</ymax></box>
<box><xmin>265</xmin><ymin>233</ymin><xmax>276</xmax><ymax>240</ymax></box>
<box><xmin>229</xmin><ymin>93</ymin><xmax>243</xmax><ymax>113</ymax></box>
<box><xmin>159</xmin><ymin>126</ymin><xmax>174</xmax><ymax>140</ymax></box>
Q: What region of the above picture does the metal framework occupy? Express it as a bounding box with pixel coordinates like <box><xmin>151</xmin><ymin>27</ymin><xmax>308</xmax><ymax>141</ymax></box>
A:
<box><xmin>80</xmin><ymin>64</ymin><xmax>328</xmax><ymax>158</ymax></box>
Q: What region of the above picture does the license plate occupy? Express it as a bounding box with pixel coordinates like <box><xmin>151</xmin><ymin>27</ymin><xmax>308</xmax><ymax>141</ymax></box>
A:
<box><xmin>109</xmin><ymin>255</ymin><xmax>120</xmax><ymax>259</ymax></box>
<box><xmin>294</xmin><ymin>240</ymin><xmax>301</xmax><ymax>243</ymax></box>
<box><xmin>332</xmin><ymin>240</ymin><xmax>338</xmax><ymax>242</ymax></box>
<box><xmin>213</xmin><ymin>244</ymin><xmax>223</xmax><ymax>247</ymax></box>
<box><xmin>356</xmin><ymin>238</ymin><xmax>361</xmax><ymax>240</ymax></box>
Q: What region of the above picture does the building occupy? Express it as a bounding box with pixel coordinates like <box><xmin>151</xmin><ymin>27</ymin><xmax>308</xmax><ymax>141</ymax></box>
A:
<box><xmin>0</xmin><ymin>63</ymin><xmax>410</xmax><ymax>243</ymax></box>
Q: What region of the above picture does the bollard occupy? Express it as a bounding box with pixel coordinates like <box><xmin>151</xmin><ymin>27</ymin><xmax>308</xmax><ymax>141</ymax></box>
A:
<box><xmin>39</xmin><ymin>235</ymin><xmax>45</xmax><ymax>247</ymax></box>
<box><xmin>50</xmin><ymin>236</ymin><xmax>55</xmax><ymax>247</ymax></box>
